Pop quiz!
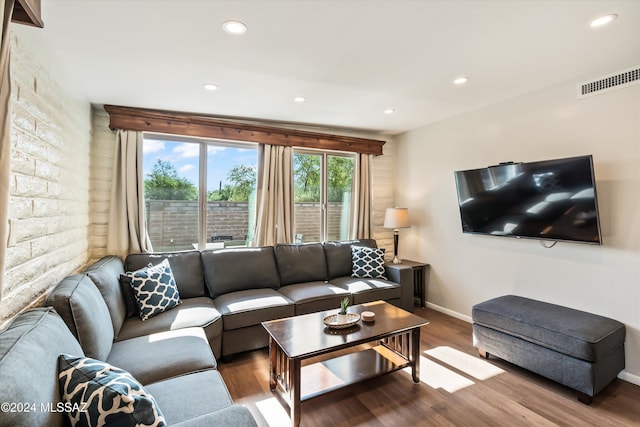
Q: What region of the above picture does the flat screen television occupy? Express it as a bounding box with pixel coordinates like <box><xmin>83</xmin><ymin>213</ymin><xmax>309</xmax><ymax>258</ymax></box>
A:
<box><xmin>454</xmin><ymin>155</ymin><xmax>602</xmax><ymax>245</ymax></box>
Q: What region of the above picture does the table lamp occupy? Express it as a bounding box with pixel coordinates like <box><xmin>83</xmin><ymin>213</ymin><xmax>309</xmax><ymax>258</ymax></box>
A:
<box><xmin>383</xmin><ymin>207</ymin><xmax>410</xmax><ymax>264</ymax></box>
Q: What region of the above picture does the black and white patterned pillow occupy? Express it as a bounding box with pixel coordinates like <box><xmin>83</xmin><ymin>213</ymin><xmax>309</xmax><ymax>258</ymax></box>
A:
<box><xmin>351</xmin><ymin>246</ymin><xmax>387</xmax><ymax>279</ymax></box>
<box><xmin>126</xmin><ymin>258</ymin><xmax>181</xmax><ymax>321</ymax></box>
<box><xmin>58</xmin><ymin>354</ymin><xmax>166</xmax><ymax>427</ymax></box>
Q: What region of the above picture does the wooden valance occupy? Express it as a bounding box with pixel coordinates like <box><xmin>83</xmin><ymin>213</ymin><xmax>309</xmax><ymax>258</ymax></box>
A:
<box><xmin>12</xmin><ymin>0</ymin><xmax>43</xmax><ymax>28</ymax></box>
<box><xmin>103</xmin><ymin>105</ymin><xmax>385</xmax><ymax>156</ymax></box>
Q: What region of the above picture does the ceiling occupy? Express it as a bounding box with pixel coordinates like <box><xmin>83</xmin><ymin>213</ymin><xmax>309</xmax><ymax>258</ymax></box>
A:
<box><xmin>14</xmin><ymin>0</ymin><xmax>640</xmax><ymax>135</ymax></box>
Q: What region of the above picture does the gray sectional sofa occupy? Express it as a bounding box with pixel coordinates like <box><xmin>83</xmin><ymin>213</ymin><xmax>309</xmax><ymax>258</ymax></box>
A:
<box><xmin>86</xmin><ymin>239</ymin><xmax>413</xmax><ymax>358</ymax></box>
<box><xmin>0</xmin><ymin>239</ymin><xmax>412</xmax><ymax>426</ymax></box>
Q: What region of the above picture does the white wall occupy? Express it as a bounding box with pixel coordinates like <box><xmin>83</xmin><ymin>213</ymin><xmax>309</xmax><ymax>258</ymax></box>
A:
<box><xmin>395</xmin><ymin>71</ymin><xmax>640</xmax><ymax>381</ymax></box>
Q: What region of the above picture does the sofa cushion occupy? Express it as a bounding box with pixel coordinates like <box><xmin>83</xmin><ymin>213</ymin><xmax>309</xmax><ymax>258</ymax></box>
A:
<box><xmin>324</xmin><ymin>239</ymin><xmax>377</xmax><ymax>279</ymax></box>
<box><xmin>44</xmin><ymin>275</ymin><xmax>114</xmax><ymax>360</ymax></box>
<box><xmin>116</xmin><ymin>297</ymin><xmax>222</xmax><ymax>342</ymax></box>
<box><xmin>0</xmin><ymin>308</ymin><xmax>84</xmax><ymax>427</ymax></box>
<box><xmin>84</xmin><ymin>255</ymin><xmax>127</xmax><ymax>337</ymax></box>
<box><xmin>125</xmin><ymin>250</ymin><xmax>205</xmax><ymax>298</ymax></box>
<box><xmin>58</xmin><ymin>354</ymin><xmax>166</xmax><ymax>427</ymax></box>
<box><xmin>278</xmin><ymin>281</ymin><xmax>351</xmax><ymax>315</ymax></box>
<box><xmin>274</xmin><ymin>243</ymin><xmax>328</xmax><ymax>285</ymax></box>
<box><xmin>145</xmin><ymin>370</ymin><xmax>235</xmax><ymax>425</ymax></box>
<box><xmin>127</xmin><ymin>259</ymin><xmax>182</xmax><ymax>321</ymax></box>
<box><xmin>330</xmin><ymin>276</ymin><xmax>401</xmax><ymax>305</ymax></box>
<box><xmin>214</xmin><ymin>288</ymin><xmax>294</xmax><ymax>330</ymax></box>
<box><xmin>107</xmin><ymin>328</ymin><xmax>216</xmax><ymax>385</ymax></box>
<box><xmin>202</xmin><ymin>247</ymin><xmax>281</xmax><ymax>298</ymax></box>
<box><xmin>351</xmin><ymin>246</ymin><xmax>387</xmax><ymax>279</ymax></box>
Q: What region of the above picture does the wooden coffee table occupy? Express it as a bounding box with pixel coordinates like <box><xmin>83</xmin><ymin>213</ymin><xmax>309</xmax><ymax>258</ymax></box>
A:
<box><xmin>262</xmin><ymin>300</ymin><xmax>429</xmax><ymax>426</ymax></box>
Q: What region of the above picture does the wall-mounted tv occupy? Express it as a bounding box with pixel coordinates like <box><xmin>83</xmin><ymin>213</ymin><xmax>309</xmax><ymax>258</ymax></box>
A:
<box><xmin>454</xmin><ymin>155</ymin><xmax>602</xmax><ymax>245</ymax></box>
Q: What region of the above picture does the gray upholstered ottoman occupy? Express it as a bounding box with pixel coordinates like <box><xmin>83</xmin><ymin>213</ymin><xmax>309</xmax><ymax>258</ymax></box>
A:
<box><xmin>472</xmin><ymin>295</ymin><xmax>625</xmax><ymax>404</ymax></box>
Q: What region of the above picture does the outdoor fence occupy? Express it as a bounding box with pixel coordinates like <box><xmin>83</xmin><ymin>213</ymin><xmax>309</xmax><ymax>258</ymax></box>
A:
<box><xmin>146</xmin><ymin>200</ymin><xmax>350</xmax><ymax>252</ymax></box>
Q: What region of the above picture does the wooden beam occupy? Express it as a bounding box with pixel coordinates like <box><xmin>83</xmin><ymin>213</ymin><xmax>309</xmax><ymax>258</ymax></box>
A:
<box><xmin>12</xmin><ymin>0</ymin><xmax>43</xmax><ymax>28</ymax></box>
<box><xmin>103</xmin><ymin>105</ymin><xmax>385</xmax><ymax>156</ymax></box>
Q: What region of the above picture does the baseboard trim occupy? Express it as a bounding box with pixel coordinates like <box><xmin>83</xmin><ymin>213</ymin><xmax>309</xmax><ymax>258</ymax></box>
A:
<box><xmin>425</xmin><ymin>301</ymin><xmax>639</xmax><ymax>387</ymax></box>
<box><xmin>618</xmin><ymin>370</ymin><xmax>640</xmax><ymax>386</ymax></box>
<box><xmin>425</xmin><ymin>302</ymin><xmax>472</xmax><ymax>323</ymax></box>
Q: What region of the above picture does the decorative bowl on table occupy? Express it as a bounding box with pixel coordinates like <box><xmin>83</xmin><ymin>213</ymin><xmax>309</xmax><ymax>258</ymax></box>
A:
<box><xmin>323</xmin><ymin>313</ymin><xmax>361</xmax><ymax>329</ymax></box>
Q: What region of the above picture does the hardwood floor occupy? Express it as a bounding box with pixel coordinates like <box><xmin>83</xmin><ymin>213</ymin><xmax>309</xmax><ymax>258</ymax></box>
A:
<box><xmin>218</xmin><ymin>307</ymin><xmax>640</xmax><ymax>426</ymax></box>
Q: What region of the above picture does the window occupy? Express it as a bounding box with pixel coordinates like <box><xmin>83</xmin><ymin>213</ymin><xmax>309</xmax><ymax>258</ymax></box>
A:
<box><xmin>142</xmin><ymin>134</ymin><xmax>258</xmax><ymax>251</ymax></box>
<box><xmin>293</xmin><ymin>150</ymin><xmax>355</xmax><ymax>243</ymax></box>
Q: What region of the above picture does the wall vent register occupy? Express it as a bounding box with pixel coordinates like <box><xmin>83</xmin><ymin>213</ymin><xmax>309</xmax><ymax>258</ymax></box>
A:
<box><xmin>577</xmin><ymin>64</ymin><xmax>640</xmax><ymax>99</ymax></box>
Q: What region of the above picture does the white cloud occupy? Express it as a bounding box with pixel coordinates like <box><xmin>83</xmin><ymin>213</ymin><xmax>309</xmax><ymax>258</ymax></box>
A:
<box><xmin>143</xmin><ymin>139</ymin><xmax>165</xmax><ymax>154</ymax></box>
<box><xmin>173</xmin><ymin>143</ymin><xmax>200</xmax><ymax>158</ymax></box>
<box><xmin>207</xmin><ymin>145</ymin><xmax>227</xmax><ymax>154</ymax></box>
<box><xmin>178</xmin><ymin>164</ymin><xmax>195</xmax><ymax>173</ymax></box>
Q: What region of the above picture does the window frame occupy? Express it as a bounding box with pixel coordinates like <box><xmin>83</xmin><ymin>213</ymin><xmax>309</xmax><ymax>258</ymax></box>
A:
<box><xmin>293</xmin><ymin>148</ymin><xmax>356</xmax><ymax>242</ymax></box>
<box><xmin>143</xmin><ymin>132</ymin><xmax>258</xmax><ymax>251</ymax></box>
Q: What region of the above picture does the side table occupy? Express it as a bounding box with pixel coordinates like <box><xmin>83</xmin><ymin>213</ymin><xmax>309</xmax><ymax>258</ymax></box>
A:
<box><xmin>387</xmin><ymin>260</ymin><xmax>430</xmax><ymax>308</ymax></box>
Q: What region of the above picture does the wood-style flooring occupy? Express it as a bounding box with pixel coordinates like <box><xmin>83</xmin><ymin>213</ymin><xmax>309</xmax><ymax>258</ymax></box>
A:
<box><xmin>218</xmin><ymin>307</ymin><xmax>640</xmax><ymax>426</ymax></box>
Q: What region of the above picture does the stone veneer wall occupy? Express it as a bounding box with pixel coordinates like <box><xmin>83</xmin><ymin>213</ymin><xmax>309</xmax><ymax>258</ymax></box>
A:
<box><xmin>1</xmin><ymin>33</ymin><xmax>92</xmax><ymax>320</ymax></box>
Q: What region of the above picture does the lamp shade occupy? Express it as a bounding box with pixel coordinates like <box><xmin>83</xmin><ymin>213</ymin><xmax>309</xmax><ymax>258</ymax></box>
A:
<box><xmin>383</xmin><ymin>207</ymin><xmax>410</xmax><ymax>229</ymax></box>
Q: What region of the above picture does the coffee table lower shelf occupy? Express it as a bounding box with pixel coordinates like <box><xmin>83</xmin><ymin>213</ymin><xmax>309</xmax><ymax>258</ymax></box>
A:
<box><xmin>300</xmin><ymin>345</ymin><xmax>410</xmax><ymax>400</ymax></box>
<box><xmin>269</xmin><ymin>331</ymin><xmax>420</xmax><ymax>426</ymax></box>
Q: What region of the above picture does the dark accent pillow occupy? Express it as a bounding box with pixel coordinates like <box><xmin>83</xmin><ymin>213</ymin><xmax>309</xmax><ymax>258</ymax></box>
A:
<box><xmin>58</xmin><ymin>354</ymin><xmax>166</xmax><ymax>427</ymax></box>
<box><xmin>118</xmin><ymin>274</ymin><xmax>138</xmax><ymax>318</ymax></box>
<box><xmin>126</xmin><ymin>259</ymin><xmax>181</xmax><ymax>321</ymax></box>
<box><xmin>351</xmin><ymin>246</ymin><xmax>387</xmax><ymax>279</ymax></box>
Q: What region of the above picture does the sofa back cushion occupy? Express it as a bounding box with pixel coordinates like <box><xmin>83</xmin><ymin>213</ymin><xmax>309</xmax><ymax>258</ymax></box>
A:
<box><xmin>0</xmin><ymin>308</ymin><xmax>84</xmax><ymax>427</ymax></box>
<box><xmin>201</xmin><ymin>247</ymin><xmax>280</xmax><ymax>298</ymax></box>
<box><xmin>274</xmin><ymin>243</ymin><xmax>327</xmax><ymax>285</ymax></box>
<box><xmin>44</xmin><ymin>275</ymin><xmax>114</xmax><ymax>361</ymax></box>
<box><xmin>324</xmin><ymin>239</ymin><xmax>377</xmax><ymax>279</ymax></box>
<box><xmin>124</xmin><ymin>250</ymin><xmax>205</xmax><ymax>299</ymax></box>
<box><xmin>84</xmin><ymin>255</ymin><xmax>126</xmax><ymax>337</ymax></box>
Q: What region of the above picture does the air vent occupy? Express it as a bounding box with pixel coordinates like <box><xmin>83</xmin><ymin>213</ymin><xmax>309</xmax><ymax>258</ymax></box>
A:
<box><xmin>577</xmin><ymin>65</ymin><xmax>640</xmax><ymax>99</ymax></box>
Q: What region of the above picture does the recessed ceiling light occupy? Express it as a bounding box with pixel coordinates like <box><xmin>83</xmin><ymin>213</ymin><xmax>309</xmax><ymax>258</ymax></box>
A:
<box><xmin>453</xmin><ymin>76</ymin><xmax>469</xmax><ymax>85</ymax></box>
<box><xmin>203</xmin><ymin>83</ymin><xmax>219</xmax><ymax>91</ymax></box>
<box><xmin>590</xmin><ymin>14</ymin><xmax>617</xmax><ymax>27</ymax></box>
<box><xmin>223</xmin><ymin>20</ymin><xmax>247</xmax><ymax>35</ymax></box>
<box><xmin>384</xmin><ymin>108</ymin><xmax>395</xmax><ymax>114</ymax></box>
<box><xmin>294</xmin><ymin>96</ymin><xmax>306</xmax><ymax>103</ymax></box>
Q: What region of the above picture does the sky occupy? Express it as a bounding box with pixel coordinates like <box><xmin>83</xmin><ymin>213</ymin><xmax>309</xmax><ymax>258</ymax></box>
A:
<box><xmin>143</xmin><ymin>136</ymin><xmax>258</xmax><ymax>191</ymax></box>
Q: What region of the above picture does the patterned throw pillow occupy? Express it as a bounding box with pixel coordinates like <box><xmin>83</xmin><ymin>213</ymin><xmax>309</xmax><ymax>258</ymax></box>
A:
<box><xmin>351</xmin><ymin>246</ymin><xmax>387</xmax><ymax>279</ymax></box>
<box><xmin>58</xmin><ymin>354</ymin><xmax>166</xmax><ymax>427</ymax></box>
<box><xmin>126</xmin><ymin>259</ymin><xmax>181</xmax><ymax>321</ymax></box>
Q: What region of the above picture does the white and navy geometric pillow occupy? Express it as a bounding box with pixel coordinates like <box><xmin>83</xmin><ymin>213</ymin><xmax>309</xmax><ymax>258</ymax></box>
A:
<box><xmin>126</xmin><ymin>258</ymin><xmax>181</xmax><ymax>321</ymax></box>
<box><xmin>351</xmin><ymin>246</ymin><xmax>387</xmax><ymax>279</ymax></box>
<box><xmin>58</xmin><ymin>354</ymin><xmax>166</xmax><ymax>427</ymax></box>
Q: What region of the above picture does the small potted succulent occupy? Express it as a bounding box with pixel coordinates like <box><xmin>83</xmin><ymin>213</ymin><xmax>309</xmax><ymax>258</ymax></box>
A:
<box><xmin>337</xmin><ymin>297</ymin><xmax>350</xmax><ymax>322</ymax></box>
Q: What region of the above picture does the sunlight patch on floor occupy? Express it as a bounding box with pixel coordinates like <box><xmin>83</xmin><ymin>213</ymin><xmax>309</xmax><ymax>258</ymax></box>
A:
<box><xmin>425</xmin><ymin>346</ymin><xmax>505</xmax><ymax>380</ymax></box>
<box><xmin>255</xmin><ymin>397</ymin><xmax>291</xmax><ymax>427</ymax></box>
<box><xmin>403</xmin><ymin>355</ymin><xmax>475</xmax><ymax>393</ymax></box>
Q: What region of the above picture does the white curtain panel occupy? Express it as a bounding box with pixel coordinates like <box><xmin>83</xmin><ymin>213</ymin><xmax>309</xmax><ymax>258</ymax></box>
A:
<box><xmin>106</xmin><ymin>130</ymin><xmax>153</xmax><ymax>258</ymax></box>
<box><xmin>351</xmin><ymin>153</ymin><xmax>372</xmax><ymax>239</ymax></box>
<box><xmin>0</xmin><ymin>0</ymin><xmax>14</xmax><ymax>302</ymax></box>
<box><xmin>254</xmin><ymin>144</ymin><xmax>294</xmax><ymax>246</ymax></box>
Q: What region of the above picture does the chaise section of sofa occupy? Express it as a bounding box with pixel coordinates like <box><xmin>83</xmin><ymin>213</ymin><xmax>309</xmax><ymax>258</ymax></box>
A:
<box><xmin>0</xmin><ymin>307</ymin><xmax>257</xmax><ymax>427</ymax></box>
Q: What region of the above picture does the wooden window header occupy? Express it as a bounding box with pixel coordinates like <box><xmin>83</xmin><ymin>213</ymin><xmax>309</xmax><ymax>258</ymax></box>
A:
<box><xmin>12</xmin><ymin>0</ymin><xmax>43</xmax><ymax>28</ymax></box>
<box><xmin>103</xmin><ymin>105</ymin><xmax>385</xmax><ymax>156</ymax></box>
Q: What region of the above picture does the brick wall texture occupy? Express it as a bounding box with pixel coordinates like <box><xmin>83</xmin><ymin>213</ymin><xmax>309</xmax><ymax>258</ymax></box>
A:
<box><xmin>1</xmin><ymin>33</ymin><xmax>92</xmax><ymax>320</ymax></box>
